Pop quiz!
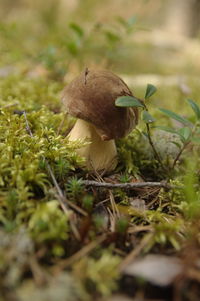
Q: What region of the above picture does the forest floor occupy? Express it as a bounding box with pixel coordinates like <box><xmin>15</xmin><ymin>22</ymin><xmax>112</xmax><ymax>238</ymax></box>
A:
<box><xmin>1</xmin><ymin>2</ymin><xmax>200</xmax><ymax>301</ymax></box>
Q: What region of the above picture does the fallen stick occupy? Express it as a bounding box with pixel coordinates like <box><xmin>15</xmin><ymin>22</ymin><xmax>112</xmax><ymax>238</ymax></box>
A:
<box><xmin>81</xmin><ymin>180</ymin><xmax>172</xmax><ymax>190</ymax></box>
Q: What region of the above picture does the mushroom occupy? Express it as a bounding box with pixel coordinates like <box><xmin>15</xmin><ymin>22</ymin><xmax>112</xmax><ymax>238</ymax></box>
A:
<box><xmin>62</xmin><ymin>69</ymin><xmax>138</xmax><ymax>172</ymax></box>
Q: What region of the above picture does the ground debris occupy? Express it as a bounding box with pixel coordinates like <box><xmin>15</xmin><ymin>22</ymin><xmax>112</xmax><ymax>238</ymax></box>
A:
<box><xmin>123</xmin><ymin>254</ymin><xmax>183</xmax><ymax>286</ymax></box>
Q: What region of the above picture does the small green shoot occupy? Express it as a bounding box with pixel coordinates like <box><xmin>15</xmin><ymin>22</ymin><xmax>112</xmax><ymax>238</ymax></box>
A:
<box><xmin>82</xmin><ymin>195</ymin><xmax>94</xmax><ymax>212</ymax></box>
<box><xmin>66</xmin><ymin>176</ymin><xmax>84</xmax><ymax>200</ymax></box>
<box><xmin>116</xmin><ymin>217</ymin><xmax>129</xmax><ymax>234</ymax></box>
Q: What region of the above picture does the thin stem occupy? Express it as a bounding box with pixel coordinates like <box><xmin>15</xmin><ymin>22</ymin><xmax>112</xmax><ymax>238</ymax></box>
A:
<box><xmin>172</xmin><ymin>123</ymin><xmax>197</xmax><ymax>169</ymax></box>
<box><xmin>140</xmin><ymin>102</ymin><xmax>169</xmax><ymax>174</ymax></box>
<box><xmin>172</xmin><ymin>141</ymin><xmax>190</xmax><ymax>169</ymax></box>
<box><xmin>146</xmin><ymin>123</ymin><xmax>169</xmax><ymax>174</ymax></box>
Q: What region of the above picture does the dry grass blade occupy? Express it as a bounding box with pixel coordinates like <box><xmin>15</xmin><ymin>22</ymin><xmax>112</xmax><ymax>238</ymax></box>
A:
<box><xmin>109</xmin><ymin>190</ymin><xmax>120</xmax><ymax>218</ymax></box>
<box><xmin>57</xmin><ymin>112</ymin><xmax>68</xmax><ymax>135</ymax></box>
<box><xmin>127</xmin><ymin>225</ymin><xmax>153</xmax><ymax>234</ymax></box>
<box><xmin>29</xmin><ymin>256</ymin><xmax>49</xmax><ymax>285</ymax></box>
<box><xmin>54</xmin><ymin>234</ymin><xmax>107</xmax><ymax>271</ymax></box>
<box><xmin>119</xmin><ymin>233</ymin><xmax>153</xmax><ymax>271</ymax></box>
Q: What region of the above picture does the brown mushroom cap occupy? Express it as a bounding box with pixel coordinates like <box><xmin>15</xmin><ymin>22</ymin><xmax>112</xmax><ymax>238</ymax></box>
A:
<box><xmin>62</xmin><ymin>69</ymin><xmax>138</xmax><ymax>140</ymax></box>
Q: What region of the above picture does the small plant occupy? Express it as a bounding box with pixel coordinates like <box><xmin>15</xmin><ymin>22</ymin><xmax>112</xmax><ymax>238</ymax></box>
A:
<box><xmin>82</xmin><ymin>195</ymin><xmax>94</xmax><ymax>212</ymax></box>
<box><xmin>116</xmin><ymin>84</ymin><xmax>200</xmax><ymax>174</ymax></box>
<box><xmin>66</xmin><ymin>176</ymin><xmax>84</xmax><ymax>201</ymax></box>
<box><xmin>116</xmin><ymin>216</ymin><xmax>129</xmax><ymax>234</ymax></box>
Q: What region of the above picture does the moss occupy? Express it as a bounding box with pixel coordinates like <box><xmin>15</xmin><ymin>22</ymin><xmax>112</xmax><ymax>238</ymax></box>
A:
<box><xmin>73</xmin><ymin>251</ymin><xmax>120</xmax><ymax>297</ymax></box>
<box><xmin>0</xmin><ymin>76</ymin><xmax>86</xmax><ymax>253</ymax></box>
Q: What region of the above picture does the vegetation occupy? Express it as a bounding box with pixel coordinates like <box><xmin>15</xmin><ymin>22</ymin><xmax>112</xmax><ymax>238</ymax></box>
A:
<box><xmin>1</xmin><ymin>1</ymin><xmax>200</xmax><ymax>301</ymax></box>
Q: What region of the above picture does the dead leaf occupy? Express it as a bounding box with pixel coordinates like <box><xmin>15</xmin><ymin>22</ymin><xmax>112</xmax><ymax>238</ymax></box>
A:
<box><xmin>123</xmin><ymin>254</ymin><xmax>183</xmax><ymax>286</ymax></box>
<box><xmin>130</xmin><ymin>198</ymin><xmax>146</xmax><ymax>212</ymax></box>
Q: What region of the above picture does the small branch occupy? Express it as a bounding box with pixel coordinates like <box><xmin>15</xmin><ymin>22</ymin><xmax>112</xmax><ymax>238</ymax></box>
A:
<box><xmin>81</xmin><ymin>180</ymin><xmax>172</xmax><ymax>190</ymax></box>
<box><xmin>172</xmin><ymin>141</ymin><xmax>190</xmax><ymax>169</ymax></box>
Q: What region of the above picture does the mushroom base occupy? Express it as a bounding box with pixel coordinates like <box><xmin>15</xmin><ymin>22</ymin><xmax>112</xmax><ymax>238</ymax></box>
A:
<box><xmin>68</xmin><ymin>119</ymin><xmax>118</xmax><ymax>172</ymax></box>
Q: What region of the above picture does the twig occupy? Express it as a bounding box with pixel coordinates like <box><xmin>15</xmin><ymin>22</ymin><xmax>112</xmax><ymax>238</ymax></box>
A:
<box><xmin>81</xmin><ymin>180</ymin><xmax>173</xmax><ymax>190</ymax></box>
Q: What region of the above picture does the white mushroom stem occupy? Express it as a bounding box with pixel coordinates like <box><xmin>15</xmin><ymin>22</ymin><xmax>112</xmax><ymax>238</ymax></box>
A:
<box><xmin>68</xmin><ymin>119</ymin><xmax>118</xmax><ymax>172</ymax></box>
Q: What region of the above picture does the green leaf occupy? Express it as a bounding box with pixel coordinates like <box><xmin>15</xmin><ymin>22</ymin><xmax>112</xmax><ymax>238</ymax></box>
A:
<box><xmin>69</xmin><ymin>23</ymin><xmax>84</xmax><ymax>37</ymax></box>
<box><xmin>178</xmin><ymin>127</ymin><xmax>192</xmax><ymax>141</ymax></box>
<box><xmin>145</xmin><ymin>84</ymin><xmax>157</xmax><ymax>99</ymax></box>
<box><xmin>142</xmin><ymin>110</ymin><xmax>156</xmax><ymax>123</ymax></box>
<box><xmin>159</xmin><ymin>108</ymin><xmax>191</xmax><ymax>126</ymax></box>
<box><xmin>154</xmin><ymin>126</ymin><xmax>178</xmax><ymax>135</ymax></box>
<box><xmin>115</xmin><ymin>96</ymin><xmax>145</xmax><ymax>108</ymax></box>
<box><xmin>170</xmin><ymin>141</ymin><xmax>182</xmax><ymax>149</ymax></box>
<box><xmin>186</xmin><ymin>99</ymin><xmax>200</xmax><ymax>120</ymax></box>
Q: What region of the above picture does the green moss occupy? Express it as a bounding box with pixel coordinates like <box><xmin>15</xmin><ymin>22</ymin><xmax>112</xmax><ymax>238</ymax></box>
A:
<box><xmin>0</xmin><ymin>76</ymin><xmax>86</xmax><ymax>254</ymax></box>
<box><xmin>73</xmin><ymin>251</ymin><xmax>120</xmax><ymax>297</ymax></box>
